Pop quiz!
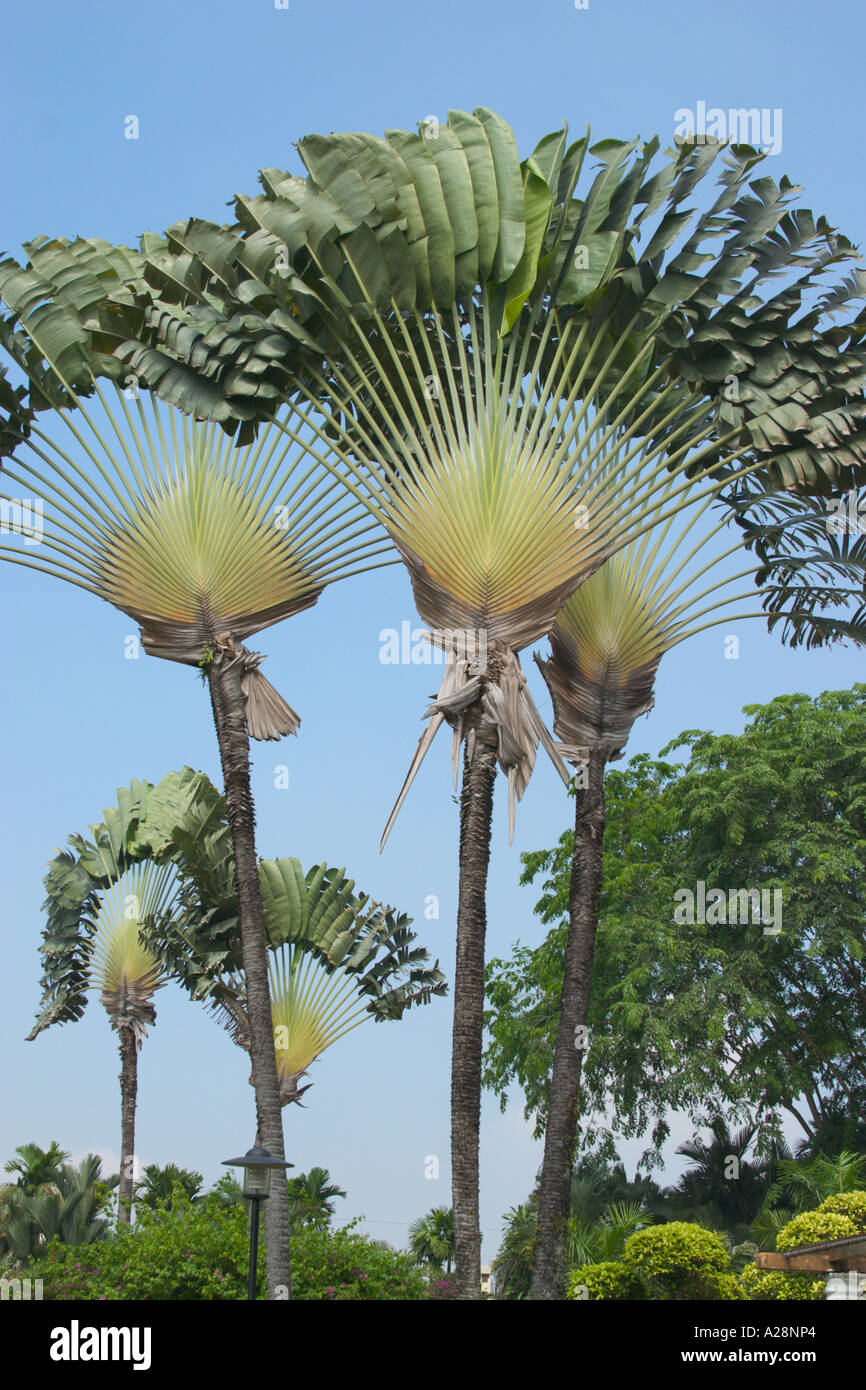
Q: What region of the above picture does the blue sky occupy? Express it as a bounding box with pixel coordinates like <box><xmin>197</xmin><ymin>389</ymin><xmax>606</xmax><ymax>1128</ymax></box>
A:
<box><xmin>2</xmin><ymin>0</ymin><xmax>865</xmax><ymax>1261</ymax></box>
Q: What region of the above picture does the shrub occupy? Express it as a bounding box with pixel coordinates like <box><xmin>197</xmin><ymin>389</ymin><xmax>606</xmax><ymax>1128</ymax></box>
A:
<box><xmin>289</xmin><ymin>1224</ymin><xmax>427</xmax><ymax>1300</ymax></box>
<box><xmin>22</xmin><ymin>1196</ymin><xmax>429</xmax><ymax>1300</ymax></box>
<box><xmin>567</xmin><ymin>1261</ymin><xmax>644</xmax><ymax>1300</ymax></box>
<box><xmin>738</xmin><ymin>1190</ymin><xmax>866</xmax><ymax>1300</ymax></box>
<box><xmin>622</xmin><ymin>1222</ymin><xmax>730</xmax><ymax>1300</ymax></box>
<box><xmin>817</xmin><ymin>1192</ymin><xmax>866</xmax><ymax>1229</ymax></box>
<box><xmin>775</xmin><ymin>1210</ymin><xmax>857</xmax><ymax>1253</ymax></box>
<box><xmin>739</xmin><ymin>1265</ymin><xmax>824</xmax><ymax>1301</ymax></box>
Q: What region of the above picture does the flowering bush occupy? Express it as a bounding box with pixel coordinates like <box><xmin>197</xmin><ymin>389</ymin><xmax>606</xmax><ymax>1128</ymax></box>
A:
<box><xmin>21</xmin><ymin>1196</ymin><xmax>429</xmax><ymax>1300</ymax></box>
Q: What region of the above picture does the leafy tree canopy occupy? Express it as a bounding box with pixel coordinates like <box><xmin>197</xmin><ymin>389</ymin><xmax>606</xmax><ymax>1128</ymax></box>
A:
<box><xmin>484</xmin><ymin>687</ymin><xmax>866</xmax><ymax>1162</ymax></box>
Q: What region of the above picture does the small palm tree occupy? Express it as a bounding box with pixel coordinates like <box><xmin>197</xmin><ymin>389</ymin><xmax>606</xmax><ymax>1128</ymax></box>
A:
<box><xmin>409</xmin><ymin>1206</ymin><xmax>455</xmax><ymax>1274</ymax></box>
<box><xmin>2</xmin><ymin>1141</ymin><xmax>68</xmax><ymax>1195</ymax></box>
<box><xmin>672</xmin><ymin>1118</ymin><xmax>772</xmax><ymax>1232</ymax></box>
<box><xmin>135</xmin><ymin>1164</ymin><xmax>205</xmax><ymax>1211</ymax></box>
<box><xmin>0</xmin><ymin>1154</ymin><xmax>110</xmax><ymax>1266</ymax></box>
<box><xmin>136</xmin><ymin>770</ymin><xmax>447</xmax><ymax>1110</ymax></box>
<box><xmin>566</xmin><ymin>1199</ymin><xmax>651</xmax><ymax>1268</ymax></box>
<box><xmin>30</xmin><ymin>784</ymin><xmax>177</xmax><ymax>1223</ymax></box>
<box><xmin>492</xmin><ymin>1200</ymin><xmax>538</xmax><ymax>1300</ymax></box>
<box><xmin>287</xmin><ymin>1169</ymin><xmax>346</xmax><ymax>1232</ymax></box>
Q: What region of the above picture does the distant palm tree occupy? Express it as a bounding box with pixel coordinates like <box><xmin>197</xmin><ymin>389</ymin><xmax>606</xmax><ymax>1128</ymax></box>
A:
<box><xmin>768</xmin><ymin>1150</ymin><xmax>866</xmax><ymax>1208</ymax></box>
<box><xmin>492</xmin><ymin>1200</ymin><xmax>538</xmax><ymax>1300</ymax></box>
<box><xmin>0</xmin><ymin>1154</ymin><xmax>110</xmax><ymax>1266</ymax></box>
<box><xmin>672</xmin><ymin>1118</ymin><xmax>772</xmax><ymax>1231</ymax></box>
<box><xmin>409</xmin><ymin>1206</ymin><xmax>455</xmax><ymax>1274</ymax></box>
<box><xmin>3</xmin><ymin>1142</ymin><xmax>68</xmax><ymax>1195</ymax></box>
<box><xmin>30</xmin><ymin>783</ymin><xmax>175</xmax><ymax>1224</ymax></box>
<box><xmin>135</xmin><ymin>1164</ymin><xmax>205</xmax><ymax>1211</ymax></box>
<box><xmin>286</xmin><ymin>1168</ymin><xmax>346</xmax><ymax>1231</ymax></box>
<box><xmin>566</xmin><ymin>1199</ymin><xmax>651</xmax><ymax>1268</ymax></box>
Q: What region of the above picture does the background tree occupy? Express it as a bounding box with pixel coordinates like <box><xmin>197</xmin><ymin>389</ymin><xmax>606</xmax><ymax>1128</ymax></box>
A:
<box><xmin>286</xmin><ymin>1168</ymin><xmax>346</xmax><ymax>1232</ymax></box>
<box><xmin>408</xmin><ymin>1206</ymin><xmax>455</xmax><ymax>1274</ymax></box>
<box><xmin>0</xmin><ymin>1153</ymin><xmax>112</xmax><ymax>1267</ymax></box>
<box><xmin>135</xmin><ymin>1164</ymin><xmax>205</xmax><ymax>1211</ymax></box>
<box><xmin>485</xmin><ymin>690</ymin><xmax>866</xmax><ymax>1204</ymax></box>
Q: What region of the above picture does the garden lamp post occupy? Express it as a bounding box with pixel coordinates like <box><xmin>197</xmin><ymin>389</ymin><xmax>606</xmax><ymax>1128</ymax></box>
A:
<box><xmin>222</xmin><ymin>1146</ymin><xmax>294</xmax><ymax>1300</ymax></box>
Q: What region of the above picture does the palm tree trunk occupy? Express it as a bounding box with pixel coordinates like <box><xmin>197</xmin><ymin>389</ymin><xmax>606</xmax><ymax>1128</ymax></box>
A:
<box><xmin>117</xmin><ymin>1025</ymin><xmax>137</xmax><ymax>1226</ymax></box>
<box><xmin>452</xmin><ymin>732</ymin><xmax>498</xmax><ymax>1300</ymax></box>
<box><xmin>530</xmin><ymin>748</ymin><xmax>606</xmax><ymax>1299</ymax></box>
<box><xmin>208</xmin><ymin>647</ymin><xmax>292</xmax><ymax>1300</ymax></box>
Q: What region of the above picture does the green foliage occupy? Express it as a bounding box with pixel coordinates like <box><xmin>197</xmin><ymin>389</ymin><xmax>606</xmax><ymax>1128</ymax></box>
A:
<box><xmin>775</xmin><ymin>1210</ymin><xmax>858</xmax><ymax>1252</ymax></box>
<box><xmin>819</xmin><ymin>1191</ymin><xmax>866</xmax><ymax>1226</ymax></box>
<box><xmin>567</xmin><ymin>1261</ymin><xmax>643</xmax><ymax>1301</ymax></box>
<box><xmin>1</xmin><ymin>1153</ymin><xmax>112</xmax><ymax>1266</ymax></box>
<box><xmin>566</xmin><ymin>1201</ymin><xmax>652</xmax><ymax>1268</ymax></box>
<box><xmin>408</xmin><ymin>1206</ymin><xmax>455</xmax><ymax>1273</ymax></box>
<box><xmin>740</xmin><ymin>1190</ymin><xmax>866</xmax><ymax>1300</ymax></box>
<box><xmin>135</xmin><ymin>1165</ymin><xmax>205</xmax><ymax>1211</ymax></box>
<box><xmin>289</xmin><ymin>1224</ymin><xmax>427</xmax><ymax>1300</ymax></box>
<box><xmin>23</xmin><ymin>1195</ymin><xmax>429</xmax><ymax>1300</ymax></box>
<box><xmin>286</xmin><ymin>1168</ymin><xmax>346</xmax><ymax>1232</ymax></box>
<box><xmin>485</xmin><ymin>691</ymin><xmax>866</xmax><ymax>1161</ymax></box>
<box><xmin>622</xmin><ymin>1222</ymin><xmax>731</xmax><ymax>1300</ymax></box>
<box><xmin>3</xmin><ymin>1142</ymin><xmax>69</xmax><ymax>1195</ymax></box>
<box><xmin>739</xmin><ymin>1265</ymin><xmax>824</xmax><ymax>1301</ymax></box>
<box><xmin>567</xmin><ymin>1222</ymin><xmax>741</xmax><ymax>1300</ymax></box>
<box><xmin>492</xmin><ymin>1201</ymin><xmax>537</xmax><ymax>1299</ymax></box>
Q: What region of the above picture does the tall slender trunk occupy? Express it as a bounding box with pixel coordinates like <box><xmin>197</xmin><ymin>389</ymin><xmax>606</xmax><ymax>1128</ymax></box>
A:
<box><xmin>530</xmin><ymin>749</ymin><xmax>606</xmax><ymax>1299</ymax></box>
<box><xmin>452</xmin><ymin>732</ymin><xmax>498</xmax><ymax>1300</ymax></box>
<box><xmin>209</xmin><ymin>649</ymin><xmax>292</xmax><ymax>1299</ymax></box>
<box><xmin>117</xmin><ymin>1025</ymin><xmax>138</xmax><ymax>1225</ymax></box>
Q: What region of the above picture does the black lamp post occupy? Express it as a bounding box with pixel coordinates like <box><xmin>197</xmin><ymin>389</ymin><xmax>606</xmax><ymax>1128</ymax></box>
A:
<box><xmin>222</xmin><ymin>1146</ymin><xmax>294</xmax><ymax>1300</ymax></box>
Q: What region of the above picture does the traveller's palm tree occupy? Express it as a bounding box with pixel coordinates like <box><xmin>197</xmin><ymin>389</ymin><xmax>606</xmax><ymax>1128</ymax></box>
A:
<box><xmin>528</xmin><ymin>491</ymin><xmax>866</xmax><ymax>1295</ymax></box>
<box><xmin>0</xmin><ymin>250</ymin><xmax>393</xmax><ymax>1288</ymax></box>
<box><xmin>6</xmin><ymin>111</ymin><xmax>866</xmax><ymax>1297</ymax></box>
<box><xmin>132</xmin><ymin>769</ymin><xmax>447</xmax><ymax>1109</ymax></box>
<box><xmin>30</xmin><ymin>766</ymin><xmax>444</xmax><ymax>1284</ymax></box>
<box><xmin>30</xmin><ymin>782</ymin><xmax>176</xmax><ymax>1223</ymax></box>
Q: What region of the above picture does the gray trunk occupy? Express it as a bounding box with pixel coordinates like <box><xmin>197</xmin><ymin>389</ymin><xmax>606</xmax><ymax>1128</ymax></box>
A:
<box><xmin>209</xmin><ymin>649</ymin><xmax>292</xmax><ymax>1299</ymax></box>
<box><xmin>530</xmin><ymin>749</ymin><xmax>606</xmax><ymax>1299</ymax></box>
<box><xmin>117</xmin><ymin>1024</ymin><xmax>137</xmax><ymax>1225</ymax></box>
<box><xmin>452</xmin><ymin>733</ymin><xmax>498</xmax><ymax>1299</ymax></box>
